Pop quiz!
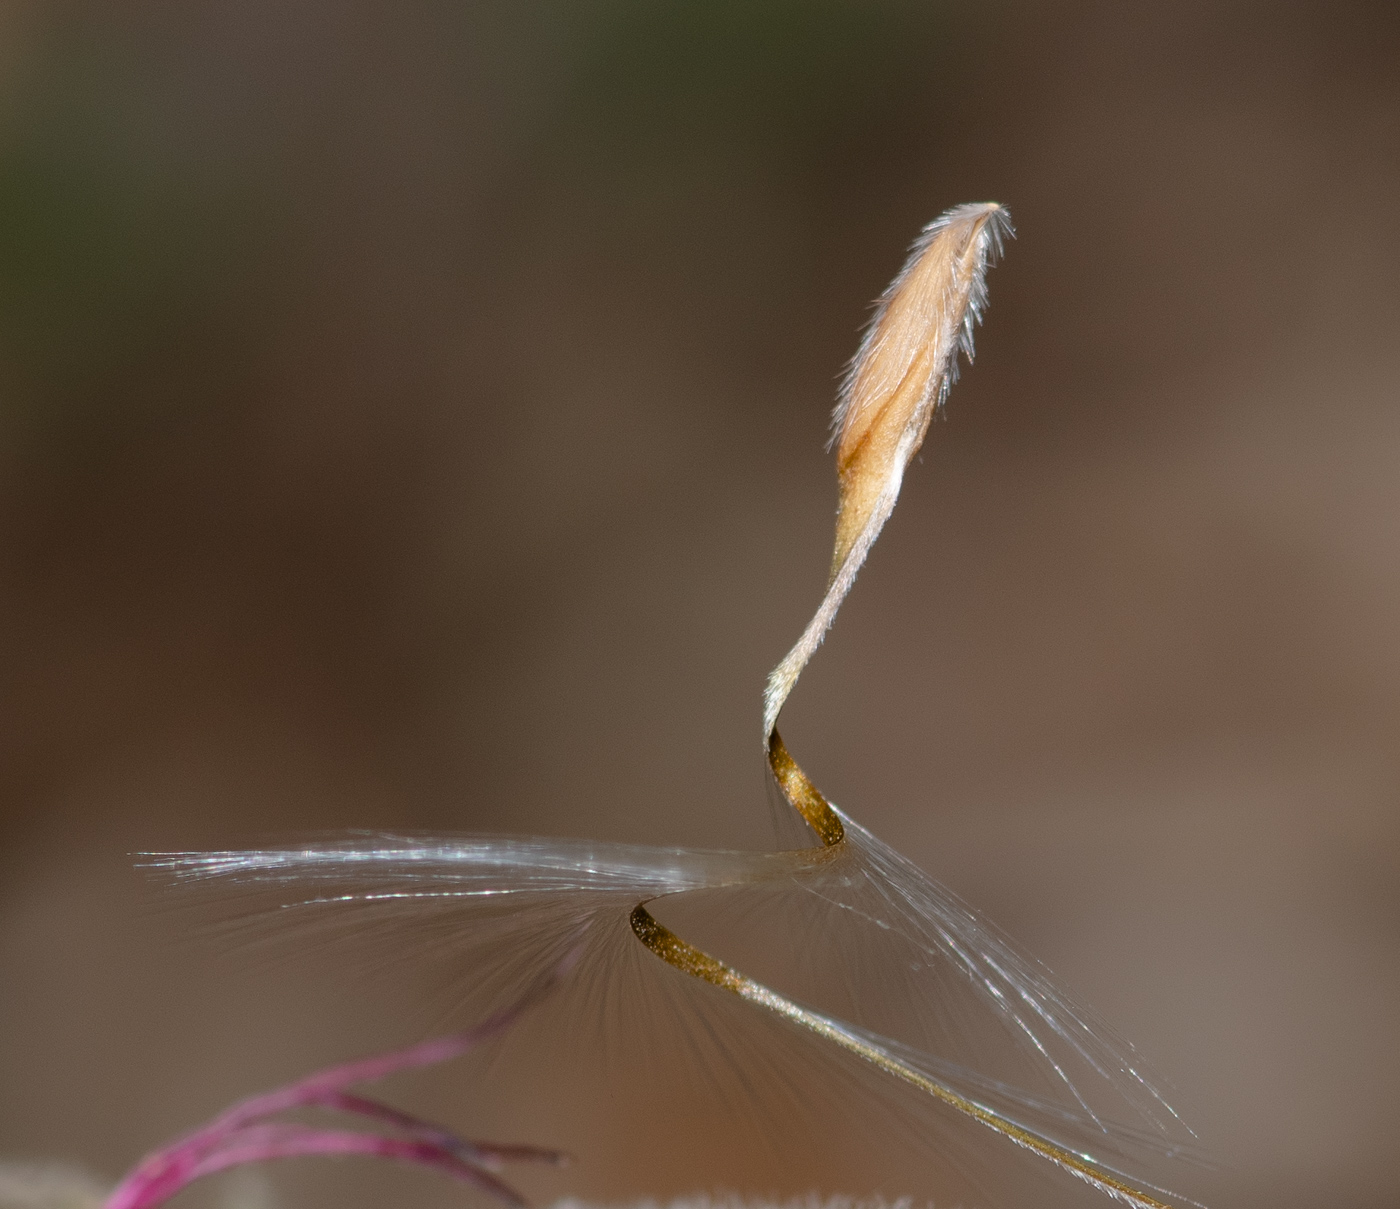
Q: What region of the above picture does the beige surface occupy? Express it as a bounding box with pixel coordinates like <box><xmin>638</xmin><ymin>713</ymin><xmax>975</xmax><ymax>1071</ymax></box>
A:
<box><xmin>1</xmin><ymin>3</ymin><xmax>1397</xmax><ymax>1207</ymax></box>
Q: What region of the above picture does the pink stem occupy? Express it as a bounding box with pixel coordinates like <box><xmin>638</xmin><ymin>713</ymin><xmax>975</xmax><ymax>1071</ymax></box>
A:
<box><xmin>312</xmin><ymin>1092</ymin><xmax>568</xmax><ymax>1169</ymax></box>
<box><xmin>189</xmin><ymin>1125</ymin><xmax>526</xmax><ymax>1206</ymax></box>
<box><xmin>103</xmin><ymin>944</ymin><xmax>584</xmax><ymax>1209</ymax></box>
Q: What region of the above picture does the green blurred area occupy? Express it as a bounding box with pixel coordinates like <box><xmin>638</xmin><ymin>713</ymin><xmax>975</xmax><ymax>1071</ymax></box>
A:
<box><xmin>555</xmin><ymin>0</ymin><xmax>955</xmax><ymax>159</ymax></box>
<box><xmin>0</xmin><ymin>1</ymin><xmax>983</xmax><ymax>446</ymax></box>
<box><xmin>0</xmin><ymin>29</ymin><xmax>258</xmax><ymax>433</ymax></box>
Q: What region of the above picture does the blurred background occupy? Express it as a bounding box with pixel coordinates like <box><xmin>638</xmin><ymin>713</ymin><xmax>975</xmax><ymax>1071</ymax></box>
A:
<box><xmin>1</xmin><ymin>1</ymin><xmax>1397</xmax><ymax>1207</ymax></box>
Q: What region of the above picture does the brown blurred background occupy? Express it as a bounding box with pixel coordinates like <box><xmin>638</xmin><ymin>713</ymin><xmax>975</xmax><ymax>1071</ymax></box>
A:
<box><xmin>1</xmin><ymin>1</ymin><xmax>1397</xmax><ymax>1207</ymax></box>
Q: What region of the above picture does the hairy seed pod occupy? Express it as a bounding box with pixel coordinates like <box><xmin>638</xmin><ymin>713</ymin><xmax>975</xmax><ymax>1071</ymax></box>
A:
<box><xmin>764</xmin><ymin>203</ymin><xmax>1012</xmax><ymax>739</ymax></box>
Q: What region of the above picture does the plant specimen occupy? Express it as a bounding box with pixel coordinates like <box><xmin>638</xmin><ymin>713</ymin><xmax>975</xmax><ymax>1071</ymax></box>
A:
<box><xmin>93</xmin><ymin>204</ymin><xmax>1206</xmax><ymax>1209</ymax></box>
